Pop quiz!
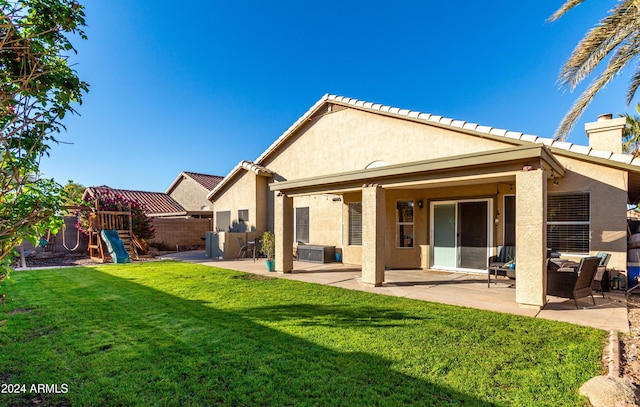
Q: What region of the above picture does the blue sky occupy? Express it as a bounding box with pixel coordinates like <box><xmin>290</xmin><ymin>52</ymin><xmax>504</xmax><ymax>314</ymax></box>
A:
<box><xmin>40</xmin><ymin>0</ymin><xmax>634</xmax><ymax>192</ymax></box>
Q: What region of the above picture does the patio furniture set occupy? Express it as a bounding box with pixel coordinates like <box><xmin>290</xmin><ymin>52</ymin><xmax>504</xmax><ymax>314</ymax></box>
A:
<box><xmin>237</xmin><ymin>237</ymin><xmax>262</xmax><ymax>261</ymax></box>
<box><xmin>487</xmin><ymin>246</ymin><xmax>611</xmax><ymax>309</ymax></box>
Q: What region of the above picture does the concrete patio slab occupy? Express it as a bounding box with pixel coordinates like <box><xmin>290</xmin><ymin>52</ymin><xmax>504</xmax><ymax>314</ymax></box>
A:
<box><xmin>160</xmin><ymin>250</ymin><xmax>629</xmax><ymax>332</ymax></box>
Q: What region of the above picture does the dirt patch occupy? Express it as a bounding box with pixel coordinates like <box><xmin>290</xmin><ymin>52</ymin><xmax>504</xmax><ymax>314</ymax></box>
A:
<box><xmin>232</xmin><ymin>273</ymin><xmax>275</xmax><ymax>282</ymax></box>
<box><xmin>622</xmin><ymin>294</ymin><xmax>640</xmax><ymax>384</ymax></box>
<box><xmin>16</xmin><ymin>254</ymin><xmax>158</xmax><ymax>268</ymax></box>
<box><xmin>6</xmin><ymin>307</ymin><xmax>34</xmax><ymax>316</ymax></box>
<box><xmin>20</xmin><ymin>255</ymin><xmax>102</xmax><ymax>268</ymax></box>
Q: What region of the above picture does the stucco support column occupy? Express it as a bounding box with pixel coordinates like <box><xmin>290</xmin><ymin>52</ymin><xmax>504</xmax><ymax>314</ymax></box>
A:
<box><xmin>362</xmin><ymin>184</ymin><xmax>385</xmax><ymax>286</ymax></box>
<box><xmin>515</xmin><ymin>168</ymin><xmax>547</xmax><ymax>308</ymax></box>
<box><xmin>275</xmin><ymin>192</ymin><xmax>293</xmax><ymax>273</ymax></box>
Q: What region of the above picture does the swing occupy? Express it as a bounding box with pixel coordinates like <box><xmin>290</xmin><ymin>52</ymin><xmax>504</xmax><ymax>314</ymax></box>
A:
<box><xmin>62</xmin><ymin>222</ymin><xmax>80</xmax><ymax>252</ymax></box>
<box><xmin>38</xmin><ymin>230</ymin><xmax>51</xmax><ymax>248</ymax></box>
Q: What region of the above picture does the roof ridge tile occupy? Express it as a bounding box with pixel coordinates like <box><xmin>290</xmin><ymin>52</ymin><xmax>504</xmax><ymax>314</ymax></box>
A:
<box><xmin>489</xmin><ymin>128</ymin><xmax>508</xmax><ymax>137</ymax></box>
<box><xmin>463</xmin><ymin>123</ymin><xmax>478</xmax><ymax>131</ymax></box>
<box><xmin>610</xmin><ymin>153</ymin><xmax>634</xmax><ymax>165</ymax></box>
<box><xmin>552</xmin><ymin>141</ymin><xmax>573</xmax><ymax>151</ymax></box>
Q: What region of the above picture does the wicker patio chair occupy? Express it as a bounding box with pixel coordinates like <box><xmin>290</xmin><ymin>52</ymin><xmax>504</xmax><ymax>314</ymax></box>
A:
<box><xmin>547</xmin><ymin>256</ymin><xmax>600</xmax><ymax>309</ymax></box>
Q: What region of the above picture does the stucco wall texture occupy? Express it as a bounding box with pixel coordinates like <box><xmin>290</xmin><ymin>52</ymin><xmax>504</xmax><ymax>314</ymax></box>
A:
<box><xmin>169</xmin><ymin>177</ymin><xmax>211</xmax><ymax>212</ymax></box>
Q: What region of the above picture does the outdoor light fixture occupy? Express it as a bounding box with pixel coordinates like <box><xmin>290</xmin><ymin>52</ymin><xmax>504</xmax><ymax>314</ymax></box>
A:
<box><xmin>417</xmin><ymin>200</ymin><xmax>423</xmax><ymax>209</ymax></box>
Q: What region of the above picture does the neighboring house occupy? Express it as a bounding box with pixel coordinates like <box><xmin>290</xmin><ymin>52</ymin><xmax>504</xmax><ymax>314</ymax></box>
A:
<box><xmin>166</xmin><ymin>171</ymin><xmax>224</xmax><ymax>217</ymax></box>
<box><xmin>208</xmin><ymin>94</ymin><xmax>640</xmax><ymax>309</ymax></box>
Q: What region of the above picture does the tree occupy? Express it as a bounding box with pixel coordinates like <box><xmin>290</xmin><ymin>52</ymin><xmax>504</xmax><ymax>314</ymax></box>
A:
<box><xmin>550</xmin><ymin>0</ymin><xmax>640</xmax><ymax>141</ymax></box>
<box><xmin>622</xmin><ymin>102</ymin><xmax>640</xmax><ymax>156</ymax></box>
<box><xmin>62</xmin><ymin>179</ymin><xmax>84</xmax><ymax>206</ymax></box>
<box><xmin>0</xmin><ymin>0</ymin><xmax>87</xmax><ymax>275</ymax></box>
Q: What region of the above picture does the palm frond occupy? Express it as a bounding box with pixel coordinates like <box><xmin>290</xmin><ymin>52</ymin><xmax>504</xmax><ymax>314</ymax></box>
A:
<box><xmin>621</xmin><ymin>104</ymin><xmax>640</xmax><ymax>154</ymax></box>
<box><xmin>548</xmin><ymin>0</ymin><xmax>588</xmax><ymax>22</ymax></box>
<box><xmin>627</xmin><ymin>62</ymin><xmax>640</xmax><ymax>104</ymax></box>
<box><xmin>555</xmin><ymin>38</ymin><xmax>640</xmax><ymax>140</ymax></box>
<box><xmin>558</xmin><ymin>1</ymin><xmax>639</xmax><ymax>89</ymax></box>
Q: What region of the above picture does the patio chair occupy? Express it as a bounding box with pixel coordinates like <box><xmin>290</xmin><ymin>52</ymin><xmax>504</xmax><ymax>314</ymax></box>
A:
<box><xmin>591</xmin><ymin>252</ymin><xmax>611</xmax><ymax>297</ymax></box>
<box><xmin>547</xmin><ymin>256</ymin><xmax>600</xmax><ymax>309</ymax></box>
<box><xmin>487</xmin><ymin>246</ymin><xmax>515</xmax><ymax>268</ymax></box>
<box><xmin>253</xmin><ymin>237</ymin><xmax>262</xmax><ymax>262</ymax></box>
<box><xmin>236</xmin><ymin>237</ymin><xmax>251</xmax><ymax>259</ymax></box>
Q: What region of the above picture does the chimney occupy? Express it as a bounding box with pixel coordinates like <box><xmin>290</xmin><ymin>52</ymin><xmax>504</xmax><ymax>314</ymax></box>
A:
<box><xmin>584</xmin><ymin>113</ymin><xmax>626</xmax><ymax>154</ymax></box>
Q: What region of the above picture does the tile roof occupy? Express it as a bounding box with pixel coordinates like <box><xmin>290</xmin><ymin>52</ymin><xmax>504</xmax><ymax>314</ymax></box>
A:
<box><xmin>165</xmin><ymin>171</ymin><xmax>224</xmax><ymax>195</ymax></box>
<box><xmin>240</xmin><ymin>161</ymin><xmax>273</xmax><ymax>175</ymax></box>
<box><xmin>183</xmin><ymin>171</ymin><xmax>224</xmax><ymax>191</ymax></box>
<box><xmin>207</xmin><ymin>161</ymin><xmax>274</xmax><ymax>201</ymax></box>
<box><xmin>208</xmin><ymin>93</ymin><xmax>640</xmax><ymax>202</ymax></box>
<box><xmin>85</xmin><ymin>186</ymin><xmax>186</xmax><ymax>216</ymax></box>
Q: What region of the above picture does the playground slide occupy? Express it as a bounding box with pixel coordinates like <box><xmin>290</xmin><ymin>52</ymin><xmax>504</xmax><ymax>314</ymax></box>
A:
<box><xmin>100</xmin><ymin>230</ymin><xmax>131</xmax><ymax>264</ymax></box>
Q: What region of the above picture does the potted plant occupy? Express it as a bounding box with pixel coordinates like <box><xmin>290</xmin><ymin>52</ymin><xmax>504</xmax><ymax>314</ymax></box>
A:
<box><xmin>260</xmin><ymin>231</ymin><xmax>275</xmax><ymax>272</ymax></box>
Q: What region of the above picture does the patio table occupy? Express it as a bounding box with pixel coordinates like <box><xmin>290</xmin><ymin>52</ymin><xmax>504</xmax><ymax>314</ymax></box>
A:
<box><xmin>487</xmin><ymin>266</ymin><xmax>516</xmax><ymax>287</ymax></box>
<box><xmin>548</xmin><ymin>258</ymin><xmax>580</xmax><ymax>272</ymax></box>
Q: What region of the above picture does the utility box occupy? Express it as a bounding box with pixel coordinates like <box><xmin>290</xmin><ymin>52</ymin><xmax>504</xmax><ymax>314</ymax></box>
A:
<box><xmin>297</xmin><ymin>245</ymin><xmax>335</xmax><ymax>264</ymax></box>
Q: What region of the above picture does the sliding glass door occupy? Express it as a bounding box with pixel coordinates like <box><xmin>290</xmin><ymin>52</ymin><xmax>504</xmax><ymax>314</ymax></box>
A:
<box><xmin>431</xmin><ymin>199</ymin><xmax>491</xmax><ymax>272</ymax></box>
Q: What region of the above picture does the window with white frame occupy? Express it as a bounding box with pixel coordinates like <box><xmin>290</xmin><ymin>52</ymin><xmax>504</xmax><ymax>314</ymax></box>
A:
<box><xmin>396</xmin><ymin>200</ymin><xmax>414</xmax><ymax>248</ymax></box>
<box><xmin>238</xmin><ymin>209</ymin><xmax>249</xmax><ymax>223</ymax></box>
<box><xmin>295</xmin><ymin>207</ymin><xmax>309</xmax><ymax>243</ymax></box>
<box><xmin>348</xmin><ymin>202</ymin><xmax>362</xmax><ymax>245</ymax></box>
<box><xmin>547</xmin><ymin>192</ymin><xmax>590</xmax><ymax>255</ymax></box>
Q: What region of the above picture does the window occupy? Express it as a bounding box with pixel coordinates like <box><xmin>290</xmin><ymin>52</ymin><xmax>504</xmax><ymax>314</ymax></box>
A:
<box><xmin>238</xmin><ymin>209</ymin><xmax>249</xmax><ymax>223</ymax></box>
<box><xmin>216</xmin><ymin>211</ymin><xmax>231</xmax><ymax>232</ymax></box>
<box><xmin>504</xmin><ymin>195</ymin><xmax>516</xmax><ymax>246</ymax></box>
<box><xmin>348</xmin><ymin>202</ymin><xmax>362</xmax><ymax>245</ymax></box>
<box><xmin>295</xmin><ymin>207</ymin><xmax>309</xmax><ymax>243</ymax></box>
<box><xmin>396</xmin><ymin>200</ymin><xmax>414</xmax><ymax>248</ymax></box>
<box><xmin>547</xmin><ymin>193</ymin><xmax>590</xmax><ymax>255</ymax></box>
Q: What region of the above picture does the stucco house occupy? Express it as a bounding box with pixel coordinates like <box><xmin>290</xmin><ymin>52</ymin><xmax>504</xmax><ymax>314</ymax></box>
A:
<box><xmin>208</xmin><ymin>94</ymin><xmax>640</xmax><ymax>309</ymax></box>
<box><xmin>166</xmin><ymin>171</ymin><xmax>224</xmax><ymax>218</ymax></box>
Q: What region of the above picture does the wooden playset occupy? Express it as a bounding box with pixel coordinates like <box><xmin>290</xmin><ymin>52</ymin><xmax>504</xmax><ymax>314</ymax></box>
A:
<box><xmin>86</xmin><ymin>202</ymin><xmax>148</xmax><ymax>262</ymax></box>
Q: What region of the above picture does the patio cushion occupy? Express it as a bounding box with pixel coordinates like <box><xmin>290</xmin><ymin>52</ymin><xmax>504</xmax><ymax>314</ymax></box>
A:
<box><xmin>488</xmin><ymin>245</ymin><xmax>516</xmax><ymax>267</ymax></box>
<box><xmin>595</xmin><ymin>252</ymin><xmax>611</xmax><ymax>267</ymax></box>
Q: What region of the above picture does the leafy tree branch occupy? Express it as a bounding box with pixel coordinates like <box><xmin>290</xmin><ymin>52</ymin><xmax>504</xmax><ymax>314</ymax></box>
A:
<box><xmin>0</xmin><ymin>0</ymin><xmax>87</xmax><ymax>274</ymax></box>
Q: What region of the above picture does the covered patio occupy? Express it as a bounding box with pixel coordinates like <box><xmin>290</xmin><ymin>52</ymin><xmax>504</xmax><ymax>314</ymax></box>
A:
<box><xmin>161</xmin><ymin>251</ymin><xmax>629</xmax><ymax>332</ymax></box>
<box><xmin>270</xmin><ymin>145</ymin><xmax>565</xmax><ymax>309</ymax></box>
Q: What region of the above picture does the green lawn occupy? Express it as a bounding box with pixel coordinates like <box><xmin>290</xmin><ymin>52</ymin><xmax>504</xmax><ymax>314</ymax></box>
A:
<box><xmin>0</xmin><ymin>261</ymin><xmax>605</xmax><ymax>406</ymax></box>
